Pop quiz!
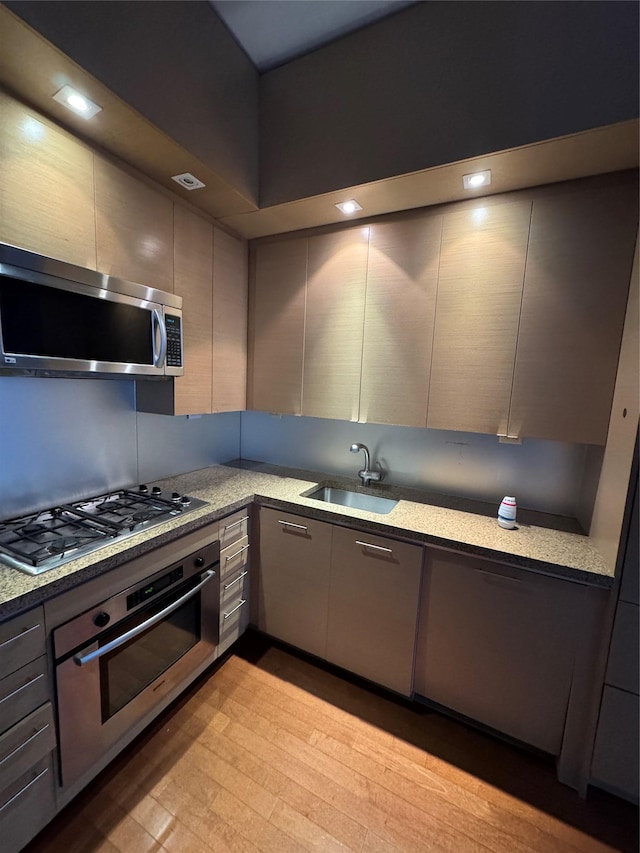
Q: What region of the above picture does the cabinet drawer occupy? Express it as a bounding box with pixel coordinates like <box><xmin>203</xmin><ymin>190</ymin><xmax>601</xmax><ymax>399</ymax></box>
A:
<box><xmin>219</xmin><ymin>594</ymin><xmax>249</xmax><ymax>655</ymax></box>
<box><xmin>605</xmin><ymin>601</ymin><xmax>639</xmax><ymax>694</ymax></box>
<box><xmin>219</xmin><ymin>509</ymin><xmax>250</xmax><ymax>550</ymax></box>
<box><xmin>591</xmin><ymin>686</ymin><xmax>639</xmax><ymax>802</ymax></box>
<box><xmin>0</xmin><ymin>608</ymin><xmax>45</xmax><ymax>680</ymax></box>
<box><xmin>221</xmin><ymin>566</ymin><xmax>250</xmax><ymax>607</ymax></box>
<box><xmin>0</xmin><ymin>702</ymin><xmax>56</xmax><ymax>793</ymax></box>
<box><xmin>220</xmin><ymin>535</ymin><xmax>250</xmax><ymax>581</ymax></box>
<box><xmin>0</xmin><ymin>753</ymin><xmax>56</xmax><ymax>853</ymax></box>
<box><xmin>0</xmin><ymin>656</ymin><xmax>49</xmax><ymax>736</ymax></box>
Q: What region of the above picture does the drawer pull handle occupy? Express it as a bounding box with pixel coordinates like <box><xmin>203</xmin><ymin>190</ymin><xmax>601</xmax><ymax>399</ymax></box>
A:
<box><xmin>224</xmin><ymin>571</ymin><xmax>249</xmax><ymax>591</ymax></box>
<box><xmin>223</xmin><ymin>600</ymin><xmax>247</xmax><ymax>620</ymax></box>
<box><xmin>0</xmin><ymin>623</ymin><xmax>40</xmax><ymax>649</ymax></box>
<box><xmin>278</xmin><ymin>520</ymin><xmax>308</xmax><ymax>531</ymax></box>
<box><xmin>0</xmin><ymin>672</ymin><xmax>44</xmax><ymax>706</ymax></box>
<box><xmin>0</xmin><ymin>723</ymin><xmax>50</xmax><ymax>768</ymax></box>
<box><xmin>475</xmin><ymin>569</ymin><xmax>522</xmax><ymax>584</ymax></box>
<box><xmin>225</xmin><ymin>544</ymin><xmax>250</xmax><ymax>563</ymax></box>
<box><xmin>356</xmin><ymin>540</ymin><xmax>393</xmax><ymax>554</ymax></box>
<box><xmin>224</xmin><ymin>516</ymin><xmax>249</xmax><ymax>532</ymax></box>
<box><xmin>0</xmin><ymin>766</ymin><xmax>48</xmax><ymax>815</ymax></box>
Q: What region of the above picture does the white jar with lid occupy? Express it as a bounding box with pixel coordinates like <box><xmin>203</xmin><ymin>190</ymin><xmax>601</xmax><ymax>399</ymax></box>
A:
<box><xmin>498</xmin><ymin>496</ymin><xmax>517</xmax><ymax>529</ymax></box>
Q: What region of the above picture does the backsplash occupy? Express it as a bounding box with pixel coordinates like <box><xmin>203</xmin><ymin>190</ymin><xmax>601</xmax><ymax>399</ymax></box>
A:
<box><xmin>240</xmin><ymin>411</ymin><xmax>601</xmax><ymax>519</ymax></box>
<box><xmin>0</xmin><ymin>377</ymin><xmax>240</xmax><ymax>520</ymax></box>
<box><xmin>0</xmin><ymin>377</ymin><xmax>600</xmax><ymax>523</ymax></box>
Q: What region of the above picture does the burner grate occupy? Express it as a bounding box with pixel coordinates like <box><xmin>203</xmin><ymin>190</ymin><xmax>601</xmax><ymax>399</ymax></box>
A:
<box><xmin>0</xmin><ymin>488</ymin><xmax>208</xmax><ymax>574</ymax></box>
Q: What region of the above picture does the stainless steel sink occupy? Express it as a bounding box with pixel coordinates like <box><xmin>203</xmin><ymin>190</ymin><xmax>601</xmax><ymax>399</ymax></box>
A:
<box><xmin>303</xmin><ymin>486</ymin><xmax>398</xmax><ymax>514</ymax></box>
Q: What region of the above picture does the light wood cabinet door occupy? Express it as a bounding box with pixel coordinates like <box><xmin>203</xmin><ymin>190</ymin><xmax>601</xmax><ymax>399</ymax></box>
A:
<box><xmin>303</xmin><ymin>228</ymin><xmax>369</xmax><ymax>421</ymax></box>
<box><xmin>427</xmin><ymin>200</ymin><xmax>532</xmax><ymax>435</ymax></box>
<box><xmin>0</xmin><ymin>93</ymin><xmax>96</xmax><ymax>268</ymax></box>
<box><xmin>360</xmin><ymin>213</ymin><xmax>442</xmax><ymax>427</ymax></box>
<box><xmin>508</xmin><ymin>185</ymin><xmax>638</xmax><ymax>445</ymax></box>
<box><xmin>212</xmin><ymin>227</ymin><xmax>248</xmax><ymax>412</ymax></box>
<box><xmin>249</xmin><ymin>238</ymin><xmax>307</xmax><ymax>414</ymax></box>
<box><xmin>257</xmin><ymin>507</ymin><xmax>332</xmax><ymax>658</ymax></box>
<box><xmin>172</xmin><ymin>206</ymin><xmax>213</xmax><ymax>415</ymax></box>
<box><xmin>415</xmin><ymin>550</ymin><xmax>581</xmax><ymax>754</ymax></box>
<box><xmin>327</xmin><ymin>527</ymin><xmax>423</xmax><ymax>696</ymax></box>
<box><xmin>94</xmin><ymin>157</ymin><xmax>174</xmax><ymax>291</ymax></box>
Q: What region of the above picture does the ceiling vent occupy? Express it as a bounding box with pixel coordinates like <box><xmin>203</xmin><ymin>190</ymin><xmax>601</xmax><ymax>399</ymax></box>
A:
<box><xmin>171</xmin><ymin>172</ymin><xmax>206</xmax><ymax>190</ymax></box>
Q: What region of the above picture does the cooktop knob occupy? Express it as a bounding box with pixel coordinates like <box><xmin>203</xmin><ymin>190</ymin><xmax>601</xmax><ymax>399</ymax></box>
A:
<box><xmin>180</xmin><ymin>495</ymin><xmax>191</xmax><ymax>505</ymax></box>
<box><xmin>194</xmin><ymin>556</ymin><xmax>205</xmax><ymax>568</ymax></box>
<box><xmin>171</xmin><ymin>492</ymin><xmax>181</xmax><ymax>502</ymax></box>
<box><xmin>138</xmin><ymin>484</ymin><xmax>148</xmax><ymax>494</ymax></box>
<box><xmin>151</xmin><ymin>486</ymin><xmax>162</xmax><ymax>495</ymax></box>
<box><xmin>93</xmin><ymin>612</ymin><xmax>110</xmax><ymax>628</ymax></box>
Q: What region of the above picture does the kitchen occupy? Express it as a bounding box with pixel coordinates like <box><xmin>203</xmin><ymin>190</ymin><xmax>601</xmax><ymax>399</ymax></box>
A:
<box><xmin>0</xmin><ymin>1</ymin><xmax>639</xmax><ymax>851</ymax></box>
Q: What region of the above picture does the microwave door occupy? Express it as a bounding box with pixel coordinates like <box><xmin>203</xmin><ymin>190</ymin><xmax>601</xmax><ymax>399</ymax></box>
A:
<box><xmin>0</xmin><ymin>270</ymin><xmax>166</xmax><ymax>376</ymax></box>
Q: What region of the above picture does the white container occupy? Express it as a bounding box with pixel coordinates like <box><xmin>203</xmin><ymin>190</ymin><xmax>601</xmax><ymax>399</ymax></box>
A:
<box><xmin>498</xmin><ymin>496</ymin><xmax>517</xmax><ymax>529</ymax></box>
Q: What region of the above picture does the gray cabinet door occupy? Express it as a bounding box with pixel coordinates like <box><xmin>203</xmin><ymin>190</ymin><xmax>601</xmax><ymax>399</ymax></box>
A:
<box><xmin>257</xmin><ymin>507</ymin><xmax>333</xmax><ymax>658</ymax></box>
<box><xmin>415</xmin><ymin>550</ymin><xmax>582</xmax><ymax>754</ymax></box>
<box><xmin>508</xmin><ymin>183</ymin><xmax>638</xmax><ymax>444</ymax></box>
<box><xmin>327</xmin><ymin>527</ymin><xmax>423</xmax><ymax>696</ymax></box>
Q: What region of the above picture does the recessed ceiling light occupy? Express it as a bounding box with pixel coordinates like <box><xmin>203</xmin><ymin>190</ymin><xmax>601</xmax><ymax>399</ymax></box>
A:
<box><xmin>171</xmin><ymin>172</ymin><xmax>206</xmax><ymax>191</ymax></box>
<box><xmin>463</xmin><ymin>170</ymin><xmax>491</xmax><ymax>190</ymax></box>
<box><xmin>335</xmin><ymin>199</ymin><xmax>363</xmax><ymax>215</ymax></box>
<box><xmin>53</xmin><ymin>85</ymin><xmax>102</xmax><ymax>119</ymax></box>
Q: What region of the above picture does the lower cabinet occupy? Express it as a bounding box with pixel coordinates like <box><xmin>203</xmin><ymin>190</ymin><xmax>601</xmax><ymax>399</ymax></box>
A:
<box><xmin>257</xmin><ymin>508</ymin><xmax>333</xmax><ymax>658</ymax></box>
<box><xmin>218</xmin><ymin>509</ymin><xmax>251</xmax><ymax>656</ymax></box>
<box><xmin>257</xmin><ymin>507</ymin><xmax>423</xmax><ymax>696</ymax></box>
<box><xmin>327</xmin><ymin>527</ymin><xmax>423</xmax><ymax>696</ymax></box>
<box><xmin>0</xmin><ymin>606</ymin><xmax>57</xmax><ymax>853</ymax></box>
<box><xmin>414</xmin><ymin>550</ymin><xmax>582</xmax><ymax>754</ymax></box>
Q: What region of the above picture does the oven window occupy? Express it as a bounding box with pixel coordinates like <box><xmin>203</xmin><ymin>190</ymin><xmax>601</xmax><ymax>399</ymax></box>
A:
<box><xmin>99</xmin><ymin>591</ymin><xmax>201</xmax><ymax>722</ymax></box>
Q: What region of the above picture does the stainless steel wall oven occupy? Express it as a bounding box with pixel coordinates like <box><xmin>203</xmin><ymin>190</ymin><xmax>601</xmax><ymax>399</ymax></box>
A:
<box><xmin>52</xmin><ymin>537</ymin><xmax>219</xmax><ymax>790</ymax></box>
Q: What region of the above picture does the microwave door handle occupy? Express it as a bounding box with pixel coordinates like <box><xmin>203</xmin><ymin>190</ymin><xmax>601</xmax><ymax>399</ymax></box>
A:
<box><xmin>152</xmin><ymin>309</ymin><xmax>167</xmax><ymax>368</ymax></box>
<box><xmin>73</xmin><ymin>569</ymin><xmax>216</xmax><ymax>667</ymax></box>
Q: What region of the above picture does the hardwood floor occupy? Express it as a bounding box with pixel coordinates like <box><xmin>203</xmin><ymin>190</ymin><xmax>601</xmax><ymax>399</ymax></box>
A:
<box><xmin>25</xmin><ymin>632</ymin><xmax>638</xmax><ymax>853</ymax></box>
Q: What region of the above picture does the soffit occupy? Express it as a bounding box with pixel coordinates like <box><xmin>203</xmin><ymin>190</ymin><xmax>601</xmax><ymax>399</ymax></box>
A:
<box><xmin>0</xmin><ymin>4</ymin><xmax>637</xmax><ymax>241</ymax></box>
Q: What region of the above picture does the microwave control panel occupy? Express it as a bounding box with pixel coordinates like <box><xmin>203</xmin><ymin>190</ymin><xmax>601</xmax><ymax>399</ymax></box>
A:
<box><xmin>165</xmin><ymin>314</ymin><xmax>183</xmax><ymax>367</ymax></box>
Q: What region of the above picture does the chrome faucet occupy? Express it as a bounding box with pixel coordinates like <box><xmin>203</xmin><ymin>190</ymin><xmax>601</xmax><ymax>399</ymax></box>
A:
<box><xmin>350</xmin><ymin>443</ymin><xmax>382</xmax><ymax>486</ymax></box>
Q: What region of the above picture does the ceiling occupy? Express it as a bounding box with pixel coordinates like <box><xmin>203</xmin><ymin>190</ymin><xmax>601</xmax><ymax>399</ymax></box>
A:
<box><xmin>0</xmin><ymin>2</ymin><xmax>637</xmax><ymax>240</ymax></box>
<box><xmin>210</xmin><ymin>0</ymin><xmax>417</xmax><ymax>71</ymax></box>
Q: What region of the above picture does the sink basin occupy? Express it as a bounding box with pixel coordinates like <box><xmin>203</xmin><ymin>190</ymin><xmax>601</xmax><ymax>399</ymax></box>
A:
<box><xmin>303</xmin><ymin>486</ymin><xmax>398</xmax><ymax>515</ymax></box>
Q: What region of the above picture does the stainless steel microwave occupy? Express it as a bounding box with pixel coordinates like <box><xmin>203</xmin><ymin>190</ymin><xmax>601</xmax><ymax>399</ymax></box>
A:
<box><xmin>0</xmin><ymin>242</ymin><xmax>183</xmax><ymax>378</ymax></box>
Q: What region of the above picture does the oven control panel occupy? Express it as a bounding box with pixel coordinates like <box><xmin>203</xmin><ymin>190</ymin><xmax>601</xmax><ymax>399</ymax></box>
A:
<box><xmin>127</xmin><ymin>566</ymin><xmax>183</xmax><ymax>610</ymax></box>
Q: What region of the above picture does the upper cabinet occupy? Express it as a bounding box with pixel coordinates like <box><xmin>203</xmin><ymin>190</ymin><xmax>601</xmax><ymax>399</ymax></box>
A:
<box><xmin>94</xmin><ymin>158</ymin><xmax>174</xmax><ymax>292</ymax></box>
<box><xmin>508</xmin><ymin>184</ymin><xmax>639</xmax><ymax>445</ymax></box>
<box><xmin>0</xmin><ymin>93</ymin><xmax>96</xmax><ymax>268</ymax></box>
<box><xmin>427</xmin><ymin>201</ymin><xmax>531</xmax><ymax>436</ymax></box>
<box><xmin>302</xmin><ymin>228</ymin><xmax>368</xmax><ymax>420</ymax></box>
<box><xmin>248</xmin><ymin>176</ymin><xmax>637</xmax><ymax>444</ymax></box>
<box><xmin>172</xmin><ymin>206</ymin><xmax>214</xmax><ymax>416</ymax></box>
<box><xmin>138</xmin><ymin>211</ymin><xmax>248</xmax><ymax>417</ymax></box>
<box><xmin>248</xmin><ymin>237</ymin><xmax>307</xmax><ymax>414</ymax></box>
<box><xmin>360</xmin><ymin>214</ymin><xmax>441</xmax><ymax>427</ymax></box>
<box><xmin>212</xmin><ymin>227</ymin><xmax>248</xmax><ymax>413</ymax></box>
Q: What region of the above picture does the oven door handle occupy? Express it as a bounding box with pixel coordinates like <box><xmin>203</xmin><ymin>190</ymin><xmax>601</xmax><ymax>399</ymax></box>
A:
<box><xmin>73</xmin><ymin>569</ymin><xmax>216</xmax><ymax>667</ymax></box>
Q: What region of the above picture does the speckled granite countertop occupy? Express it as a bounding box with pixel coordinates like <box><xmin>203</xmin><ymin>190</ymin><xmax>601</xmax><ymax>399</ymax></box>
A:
<box><xmin>0</xmin><ymin>461</ymin><xmax>614</xmax><ymax>621</ymax></box>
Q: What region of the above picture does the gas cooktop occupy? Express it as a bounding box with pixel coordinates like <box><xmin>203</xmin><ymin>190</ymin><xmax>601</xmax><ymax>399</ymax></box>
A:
<box><xmin>0</xmin><ymin>486</ymin><xmax>208</xmax><ymax>575</ymax></box>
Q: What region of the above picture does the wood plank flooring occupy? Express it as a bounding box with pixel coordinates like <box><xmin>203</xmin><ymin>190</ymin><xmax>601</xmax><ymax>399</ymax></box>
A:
<box><xmin>25</xmin><ymin>632</ymin><xmax>638</xmax><ymax>853</ymax></box>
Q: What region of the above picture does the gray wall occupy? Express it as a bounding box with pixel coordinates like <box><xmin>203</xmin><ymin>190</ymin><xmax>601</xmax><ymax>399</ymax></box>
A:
<box><xmin>240</xmin><ymin>411</ymin><xmax>596</xmax><ymax>518</ymax></box>
<box><xmin>7</xmin><ymin>0</ymin><xmax>260</xmax><ymax>203</ymax></box>
<box><xmin>0</xmin><ymin>377</ymin><xmax>240</xmax><ymax>520</ymax></box>
<box><xmin>260</xmin><ymin>1</ymin><xmax>639</xmax><ymax>205</ymax></box>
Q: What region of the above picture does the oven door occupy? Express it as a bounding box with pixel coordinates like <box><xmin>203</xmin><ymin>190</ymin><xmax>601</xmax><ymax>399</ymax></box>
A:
<box><xmin>55</xmin><ymin>568</ymin><xmax>218</xmax><ymax>789</ymax></box>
